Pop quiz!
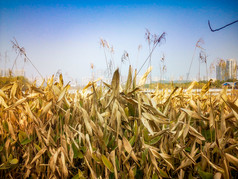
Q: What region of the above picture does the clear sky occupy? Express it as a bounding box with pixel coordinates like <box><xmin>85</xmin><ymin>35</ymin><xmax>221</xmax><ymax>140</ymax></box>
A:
<box><xmin>0</xmin><ymin>0</ymin><xmax>237</xmax><ymax>83</ymax></box>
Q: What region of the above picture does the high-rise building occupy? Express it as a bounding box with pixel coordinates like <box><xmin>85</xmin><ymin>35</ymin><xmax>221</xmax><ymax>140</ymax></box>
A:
<box><xmin>216</xmin><ymin>59</ymin><xmax>237</xmax><ymax>80</ymax></box>
<box><xmin>226</xmin><ymin>59</ymin><xmax>237</xmax><ymax>80</ymax></box>
<box><xmin>216</xmin><ymin>60</ymin><xmax>226</xmax><ymax>81</ymax></box>
<box><xmin>216</xmin><ymin>65</ymin><xmax>222</xmax><ymax>81</ymax></box>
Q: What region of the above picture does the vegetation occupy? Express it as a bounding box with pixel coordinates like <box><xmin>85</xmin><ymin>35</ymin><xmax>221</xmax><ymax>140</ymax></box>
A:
<box><xmin>0</xmin><ymin>76</ymin><xmax>29</xmax><ymax>89</ymax></box>
<box><xmin>147</xmin><ymin>79</ymin><xmax>238</xmax><ymax>89</ymax></box>
<box><xmin>0</xmin><ymin>67</ymin><xmax>238</xmax><ymax>179</ymax></box>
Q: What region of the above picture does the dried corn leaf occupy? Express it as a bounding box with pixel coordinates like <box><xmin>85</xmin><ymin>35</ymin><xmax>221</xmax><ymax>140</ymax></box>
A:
<box><xmin>122</xmin><ymin>136</ymin><xmax>139</xmax><ymax>165</ymax></box>
<box><xmin>225</xmin><ymin>153</ymin><xmax>238</xmax><ymax>167</ymax></box>
<box><xmin>111</xmin><ymin>69</ymin><xmax>120</xmax><ymax>97</ymax></box>
<box><xmin>201</xmin><ymin>152</ymin><xmax>224</xmax><ymax>173</ymax></box>
<box><xmin>138</xmin><ymin>66</ymin><xmax>152</xmax><ymax>86</ymax></box>
<box><xmin>30</xmin><ymin>147</ymin><xmax>47</xmax><ymax>164</ymax></box>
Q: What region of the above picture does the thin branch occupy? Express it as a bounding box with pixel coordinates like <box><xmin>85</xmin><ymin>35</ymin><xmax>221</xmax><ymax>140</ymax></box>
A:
<box><xmin>208</xmin><ymin>20</ymin><xmax>238</xmax><ymax>32</ymax></box>
<box><xmin>11</xmin><ymin>38</ymin><xmax>44</xmax><ymax>80</ymax></box>
<box><xmin>25</xmin><ymin>55</ymin><xmax>44</xmax><ymax>80</ymax></box>
<box><xmin>186</xmin><ymin>38</ymin><xmax>204</xmax><ymax>81</ymax></box>
<box><xmin>11</xmin><ymin>52</ymin><xmax>20</xmax><ymax>72</ymax></box>
<box><xmin>137</xmin><ymin>32</ymin><xmax>166</xmax><ymax>76</ymax></box>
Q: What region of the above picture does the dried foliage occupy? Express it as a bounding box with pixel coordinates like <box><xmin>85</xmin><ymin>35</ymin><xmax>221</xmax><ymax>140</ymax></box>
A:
<box><xmin>187</xmin><ymin>38</ymin><xmax>205</xmax><ymax>81</ymax></box>
<box><xmin>137</xmin><ymin>31</ymin><xmax>166</xmax><ymax>76</ymax></box>
<box><xmin>121</xmin><ymin>51</ymin><xmax>130</xmax><ymax>64</ymax></box>
<box><xmin>100</xmin><ymin>38</ymin><xmax>115</xmax><ymax>78</ymax></box>
<box><xmin>0</xmin><ymin>67</ymin><xmax>238</xmax><ymax>179</ymax></box>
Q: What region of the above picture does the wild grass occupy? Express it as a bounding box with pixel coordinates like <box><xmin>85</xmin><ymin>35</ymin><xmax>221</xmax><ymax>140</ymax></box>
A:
<box><xmin>0</xmin><ymin>67</ymin><xmax>238</xmax><ymax>179</ymax></box>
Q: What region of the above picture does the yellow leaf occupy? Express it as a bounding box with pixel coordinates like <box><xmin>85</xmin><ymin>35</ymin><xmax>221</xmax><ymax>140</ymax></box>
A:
<box><xmin>10</xmin><ymin>158</ymin><xmax>18</xmax><ymax>165</ymax></box>
<box><xmin>201</xmin><ymin>79</ymin><xmax>212</xmax><ymax>95</ymax></box>
<box><xmin>57</xmin><ymin>85</ymin><xmax>70</xmax><ymax>102</ymax></box>
<box><xmin>181</xmin><ymin>108</ymin><xmax>205</xmax><ymax>121</ymax></box>
<box><xmin>125</xmin><ymin>65</ymin><xmax>132</xmax><ymax>94</ymax></box>
<box><xmin>111</xmin><ymin>69</ymin><xmax>120</xmax><ymax>97</ymax></box>
<box><xmin>138</xmin><ymin>66</ymin><xmax>152</xmax><ymax>86</ymax></box>
<box><xmin>41</xmin><ymin>101</ymin><xmax>52</xmax><ymax>115</ymax></box>
<box><xmin>0</xmin><ymin>89</ymin><xmax>7</xmax><ymax>98</ymax></box>
<box><xmin>186</xmin><ymin>81</ymin><xmax>198</xmax><ymax>93</ymax></box>
<box><xmin>0</xmin><ymin>96</ymin><xmax>8</xmax><ymax>108</ymax></box>
<box><xmin>81</xmin><ymin>108</ymin><xmax>93</xmax><ymax>136</ymax></box>
<box><xmin>101</xmin><ymin>154</ymin><xmax>114</xmax><ymax>172</ymax></box>
<box><xmin>10</xmin><ymin>82</ymin><xmax>18</xmax><ymax>99</ymax></box>
<box><xmin>6</xmin><ymin>98</ymin><xmax>27</xmax><ymax>109</ymax></box>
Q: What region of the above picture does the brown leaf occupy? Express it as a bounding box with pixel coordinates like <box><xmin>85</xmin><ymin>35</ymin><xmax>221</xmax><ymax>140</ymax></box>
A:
<box><xmin>30</xmin><ymin>147</ymin><xmax>47</xmax><ymax>164</ymax></box>
<box><xmin>225</xmin><ymin>153</ymin><xmax>238</xmax><ymax>167</ymax></box>
<box><xmin>122</xmin><ymin>136</ymin><xmax>139</xmax><ymax>165</ymax></box>
<box><xmin>201</xmin><ymin>152</ymin><xmax>224</xmax><ymax>173</ymax></box>
<box><xmin>138</xmin><ymin>66</ymin><xmax>152</xmax><ymax>86</ymax></box>
<box><xmin>125</xmin><ymin>65</ymin><xmax>132</xmax><ymax>94</ymax></box>
<box><xmin>61</xmin><ymin>151</ymin><xmax>68</xmax><ymax>178</ymax></box>
<box><xmin>189</xmin><ymin>126</ymin><xmax>205</xmax><ymax>141</ymax></box>
<box><xmin>111</xmin><ymin>68</ymin><xmax>120</xmax><ymax>97</ymax></box>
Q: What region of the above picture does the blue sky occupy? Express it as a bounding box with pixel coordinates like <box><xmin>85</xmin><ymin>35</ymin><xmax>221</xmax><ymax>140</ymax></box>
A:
<box><xmin>0</xmin><ymin>0</ymin><xmax>237</xmax><ymax>83</ymax></box>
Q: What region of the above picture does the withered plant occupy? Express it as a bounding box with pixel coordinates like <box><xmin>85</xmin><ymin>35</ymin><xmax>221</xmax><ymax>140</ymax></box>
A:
<box><xmin>0</xmin><ymin>67</ymin><xmax>238</xmax><ymax>179</ymax></box>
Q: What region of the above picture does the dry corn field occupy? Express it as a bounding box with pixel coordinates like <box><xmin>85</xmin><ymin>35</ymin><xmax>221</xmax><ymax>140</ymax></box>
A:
<box><xmin>0</xmin><ymin>67</ymin><xmax>238</xmax><ymax>179</ymax></box>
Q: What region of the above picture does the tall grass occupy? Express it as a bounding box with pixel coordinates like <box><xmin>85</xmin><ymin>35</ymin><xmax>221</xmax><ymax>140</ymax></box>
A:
<box><xmin>0</xmin><ymin>67</ymin><xmax>238</xmax><ymax>178</ymax></box>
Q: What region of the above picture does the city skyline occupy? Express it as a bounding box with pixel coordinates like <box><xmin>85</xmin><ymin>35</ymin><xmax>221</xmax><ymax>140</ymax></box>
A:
<box><xmin>216</xmin><ymin>58</ymin><xmax>237</xmax><ymax>81</ymax></box>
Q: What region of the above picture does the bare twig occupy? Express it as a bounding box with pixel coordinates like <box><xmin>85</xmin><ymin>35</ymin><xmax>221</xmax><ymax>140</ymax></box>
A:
<box><xmin>100</xmin><ymin>39</ymin><xmax>109</xmax><ymax>77</ymax></box>
<box><xmin>121</xmin><ymin>51</ymin><xmax>130</xmax><ymax>65</ymax></box>
<box><xmin>208</xmin><ymin>20</ymin><xmax>238</xmax><ymax>32</ymax></box>
<box><xmin>136</xmin><ymin>44</ymin><xmax>142</xmax><ymax>69</ymax></box>
<box><xmin>11</xmin><ymin>38</ymin><xmax>44</xmax><ymax>79</ymax></box>
<box><xmin>186</xmin><ymin>38</ymin><xmax>204</xmax><ymax>81</ymax></box>
<box><xmin>11</xmin><ymin>52</ymin><xmax>20</xmax><ymax>72</ymax></box>
<box><xmin>100</xmin><ymin>38</ymin><xmax>115</xmax><ymax>79</ymax></box>
<box><xmin>137</xmin><ymin>32</ymin><xmax>166</xmax><ymax>77</ymax></box>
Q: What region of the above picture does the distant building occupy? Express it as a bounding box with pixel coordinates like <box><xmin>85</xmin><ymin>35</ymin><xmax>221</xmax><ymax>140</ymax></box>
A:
<box><xmin>216</xmin><ymin>64</ymin><xmax>225</xmax><ymax>81</ymax></box>
<box><xmin>216</xmin><ymin>59</ymin><xmax>237</xmax><ymax>80</ymax></box>
<box><xmin>226</xmin><ymin>59</ymin><xmax>237</xmax><ymax>80</ymax></box>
